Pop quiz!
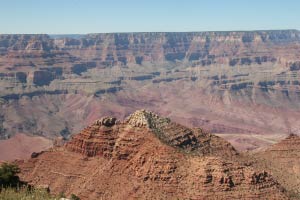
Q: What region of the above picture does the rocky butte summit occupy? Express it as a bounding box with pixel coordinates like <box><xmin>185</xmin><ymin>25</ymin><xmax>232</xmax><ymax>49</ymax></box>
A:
<box><xmin>16</xmin><ymin>110</ymin><xmax>293</xmax><ymax>200</ymax></box>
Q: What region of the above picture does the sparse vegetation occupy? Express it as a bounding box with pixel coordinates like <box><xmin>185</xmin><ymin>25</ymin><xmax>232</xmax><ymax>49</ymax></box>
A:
<box><xmin>0</xmin><ymin>163</ymin><xmax>21</xmax><ymax>188</ymax></box>
<box><xmin>0</xmin><ymin>186</ymin><xmax>58</xmax><ymax>200</ymax></box>
<box><xmin>58</xmin><ymin>191</ymin><xmax>66</xmax><ymax>198</ymax></box>
<box><xmin>71</xmin><ymin>193</ymin><xmax>80</xmax><ymax>200</ymax></box>
<box><xmin>0</xmin><ymin>163</ymin><xmax>60</xmax><ymax>200</ymax></box>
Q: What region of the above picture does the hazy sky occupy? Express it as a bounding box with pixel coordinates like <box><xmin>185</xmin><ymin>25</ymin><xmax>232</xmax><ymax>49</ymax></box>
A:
<box><xmin>0</xmin><ymin>0</ymin><xmax>299</xmax><ymax>34</ymax></box>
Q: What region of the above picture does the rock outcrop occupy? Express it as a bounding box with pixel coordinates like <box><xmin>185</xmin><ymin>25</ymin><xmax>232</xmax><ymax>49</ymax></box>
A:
<box><xmin>126</xmin><ymin>110</ymin><xmax>237</xmax><ymax>157</ymax></box>
<box><xmin>66</xmin><ymin>110</ymin><xmax>237</xmax><ymax>158</ymax></box>
<box><xmin>252</xmin><ymin>134</ymin><xmax>300</xmax><ymax>198</ymax></box>
<box><xmin>17</xmin><ymin>110</ymin><xmax>288</xmax><ymax>200</ymax></box>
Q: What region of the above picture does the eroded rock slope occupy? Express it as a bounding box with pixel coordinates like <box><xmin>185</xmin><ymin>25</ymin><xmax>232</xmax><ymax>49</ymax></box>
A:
<box><xmin>17</xmin><ymin>110</ymin><xmax>288</xmax><ymax>200</ymax></box>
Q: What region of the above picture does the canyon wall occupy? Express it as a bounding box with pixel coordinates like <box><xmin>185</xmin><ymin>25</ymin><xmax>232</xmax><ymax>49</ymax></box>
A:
<box><xmin>1</xmin><ymin>30</ymin><xmax>300</xmax><ymax>150</ymax></box>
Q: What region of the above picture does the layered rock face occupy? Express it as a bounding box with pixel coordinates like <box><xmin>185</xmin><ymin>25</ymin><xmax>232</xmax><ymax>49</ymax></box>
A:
<box><xmin>252</xmin><ymin>134</ymin><xmax>300</xmax><ymax>198</ymax></box>
<box><xmin>66</xmin><ymin>110</ymin><xmax>237</xmax><ymax>158</ymax></box>
<box><xmin>1</xmin><ymin>30</ymin><xmax>300</xmax><ymax>151</ymax></box>
<box><xmin>18</xmin><ymin>110</ymin><xmax>288</xmax><ymax>200</ymax></box>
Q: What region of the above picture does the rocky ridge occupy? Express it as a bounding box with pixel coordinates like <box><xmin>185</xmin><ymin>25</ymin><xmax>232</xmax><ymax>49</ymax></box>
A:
<box><xmin>66</xmin><ymin>110</ymin><xmax>238</xmax><ymax>158</ymax></box>
<box><xmin>17</xmin><ymin>110</ymin><xmax>289</xmax><ymax>200</ymax></box>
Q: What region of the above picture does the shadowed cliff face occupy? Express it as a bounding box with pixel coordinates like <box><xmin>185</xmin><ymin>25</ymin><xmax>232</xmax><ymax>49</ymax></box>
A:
<box><xmin>1</xmin><ymin>30</ymin><xmax>300</xmax><ymax>151</ymax></box>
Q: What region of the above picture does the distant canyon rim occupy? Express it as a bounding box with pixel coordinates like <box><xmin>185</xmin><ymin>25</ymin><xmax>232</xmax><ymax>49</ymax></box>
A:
<box><xmin>1</xmin><ymin>30</ymin><xmax>300</xmax><ymax>160</ymax></box>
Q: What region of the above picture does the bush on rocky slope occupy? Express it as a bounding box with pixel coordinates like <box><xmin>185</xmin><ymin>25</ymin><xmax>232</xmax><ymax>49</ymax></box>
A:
<box><xmin>0</xmin><ymin>163</ymin><xmax>21</xmax><ymax>188</ymax></box>
<box><xmin>0</xmin><ymin>186</ymin><xmax>57</xmax><ymax>200</ymax></box>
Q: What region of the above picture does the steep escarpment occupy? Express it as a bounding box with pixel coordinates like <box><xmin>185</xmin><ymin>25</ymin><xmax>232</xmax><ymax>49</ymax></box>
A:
<box><xmin>2</xmin><ymin>31</ymin><xmax>300</xmax><ymax>93</ymax></box>
<box><xmin>17</xmin><ymin>110</ymin><xmax>288</xmax><ymax>200</ymax></box>
<box><xmin>1</xmin><ymin>31</ymin><xmax>300</xmax><ymax>71</ymax></box>
<box><xmin>0</xmin><ymin>34</ymin><xmax>53</xmax><ymax>51</ymax></box>
<box><xmin>1</xmin><ymin>30</ymin><xmax>300</xmax><ymax>152</ymax></box>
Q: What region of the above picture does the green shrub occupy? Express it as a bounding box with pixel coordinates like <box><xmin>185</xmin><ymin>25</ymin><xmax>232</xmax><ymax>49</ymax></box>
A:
<box><xmin>58</xmin><ymin>191</ymin><xmax>66</xmax><ymax>198</ymax></box>
<box><xmin>0</xmin><ymin>163</ymin><xmax>21</xmax><ymax>188</ymax></box>
<box><xmin>71</xmin><ymin>193</ymin><xmax>80</xmax><ymax>200</ymax></box>
<box><xmin>0</xmin><ymin>163</ymin><xmax>60</xmax><ymax>199</ymax></box>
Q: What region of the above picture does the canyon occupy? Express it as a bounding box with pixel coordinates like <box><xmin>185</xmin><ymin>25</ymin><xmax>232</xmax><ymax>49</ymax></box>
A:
<box><xmin>1</xmin><ymin>30</ymin><xmax>300</xmax><ymax>159</ymax></box>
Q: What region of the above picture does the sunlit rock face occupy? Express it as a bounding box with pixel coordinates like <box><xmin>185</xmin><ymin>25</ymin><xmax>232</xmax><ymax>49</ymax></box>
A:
<box><xmin>17</xmin><ymin>110</ymin><xmax>288</xmax><ymax>200</ymax></box>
